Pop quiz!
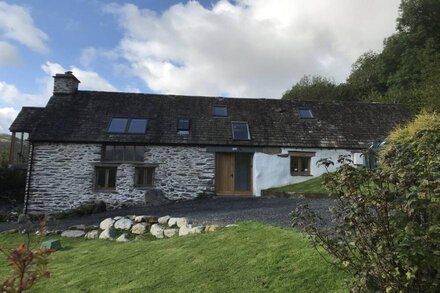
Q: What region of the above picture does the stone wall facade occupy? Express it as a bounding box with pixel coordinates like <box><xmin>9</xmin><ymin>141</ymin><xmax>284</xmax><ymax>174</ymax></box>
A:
<box><xmin>26</xmin><ymin>143</ymin><xmax>215</xmax><ymax>213</ymax></box>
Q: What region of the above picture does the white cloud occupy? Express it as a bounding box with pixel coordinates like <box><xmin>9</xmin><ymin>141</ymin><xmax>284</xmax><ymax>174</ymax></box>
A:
<box><xmin>0</xmin><ymin>80</ymin><xmax>42</xmax><ymax>106</ymax></box>
<box><xmin>105</xmin><ymin>0</ymin><xmax>400</xmax><ymax>98</ymax></box>
<box><xmin>0</xmin><ymin>41</ymin><xmax>18</xmax><ymax>65</ymax></box>
<box><xmin>0</xmin><ymin>1</ymin><xmax>48</xmax><ymax>53</ymax></box>
<box><xmin>41</xmin><ymin>61</ymin><xmax>118</xmax><ymax>92</ymax></box>
<box><xmin>80</xmin><ymin>47</ymin><xmax>118</xmax><ymax>68</ymax></box>
<box><xmin>0</xmin><ymin>107</ymin><xmax>18</xmax><ymax>133</ymax></box>
<box><xmin>0</xmin><ymin>62</ymin><xmax>118</xmax><ymax>134</ymax></box>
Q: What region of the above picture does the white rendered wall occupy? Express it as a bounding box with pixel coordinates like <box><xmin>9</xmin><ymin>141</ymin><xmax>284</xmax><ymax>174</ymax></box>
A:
<box><xmin>252</xmin><ymin>148</ymin><xmax>355</xmax><ymax>196</ymax></box>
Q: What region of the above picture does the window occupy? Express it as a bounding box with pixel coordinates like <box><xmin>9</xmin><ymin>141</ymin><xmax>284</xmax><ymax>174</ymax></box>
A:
<box><xmin>290</xmin><ymin>152</ymin><xmax>314</xmax><ymax>176</ymax></box>
<box><xmin>135</xmin><ymin>167</ymin><xmax>155</xmax><ymax>187</ymax></box>
<box><xmin>127</xmin><ymin>119</ymin><xmax>148</xmax><ymax>133</ymax></box>
<box><xmin>213</xmin><ymin>105</ymin><xmax>228</xmax><ymax>117</ymax></box>
<box><xmin>95</xmin><ymin>167</ymin><xmax>117</xmax><ymax>190</ymax></box>
<box><xmin>103</xmin><ymin>145</ymin><xmax>144</xmax><ymax>162</ymax></box>
<box><xmin>298</xmin><ymin>108</ymin><xmax>314</xmax><ymax>119</ymax></box>
<box><xmin>108</xmin><ymin>118</ymin><xmax>128</xmax><ymax>133</ymax></box>
<box><xmin>107</xmin><ymin>118</ymin><xmax>148</xmax><ymax>134</ymax></box>
<box><xmin>177</xmin><ymin>118</ymin><xmax>190</xmax><ymax>135</ymax></box>
<box><xmin>232</xmin><ymin>122</ymin><xmax>251</xmax><ymax>140</ymax></box>
<box><xmin>177</xmin><ymin>118</ymin><xmax>190</xmax><ymax>131</ymax></box>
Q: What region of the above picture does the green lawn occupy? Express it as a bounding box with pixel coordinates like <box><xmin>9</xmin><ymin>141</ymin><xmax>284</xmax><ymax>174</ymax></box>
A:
<box><xmin>0</xmin><ymin>222</ymin><xmax>347</xmax><ymax>292</ymax></box>
<box><xmin>266</xmin><ymin>176</ymin><xmax>327</xmax><ymax>194</ymax></box>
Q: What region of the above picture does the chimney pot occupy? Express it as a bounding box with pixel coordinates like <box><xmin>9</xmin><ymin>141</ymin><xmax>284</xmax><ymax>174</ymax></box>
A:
<box><xmin>53</xmin><ymin>71</ymin><xmax>80</xmax><ymax>94</ymax></box>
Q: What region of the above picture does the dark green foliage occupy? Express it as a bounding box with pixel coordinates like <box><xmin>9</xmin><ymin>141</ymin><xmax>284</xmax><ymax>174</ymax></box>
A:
<box><xmin>292</xmin><ymin>113</ymin><xmax>440</xmax><ymax>292</ymax></box>
<box><xmin>282</xmin><ymin>75</ymin><xmax>353</xmax><ymax>102</ymax></box>
<box><xmin>283</xmin><ymin>0</ymin><xmax>440</xmax><ymax>113</ymax></box>
<box><xmin>0</xmin><ymin>167</ymin><xmax>26</xmax><ymax>207</ymax></box>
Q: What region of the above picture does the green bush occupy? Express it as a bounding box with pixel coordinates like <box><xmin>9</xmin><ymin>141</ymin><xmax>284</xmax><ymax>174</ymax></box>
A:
<box><xmin>0</xmin><ymin>166</ymin><xmax>26</xmax><ymax>206</ymax></box>
<box><xmin>293</xmin><ymin>113</ymin><xmax>440</xmax><ymax>292</ymax></box>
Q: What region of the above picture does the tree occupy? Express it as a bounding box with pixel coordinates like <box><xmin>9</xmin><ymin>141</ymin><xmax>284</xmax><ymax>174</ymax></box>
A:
<box><xmin>282</xmin><ymin>75</ymin><xmax>352</xmax><ymax>101</ymax></box>
<box><xmin>292</xmin><ymin>112</ymin><xmax>440</xmax><ymax>292</ymax></box>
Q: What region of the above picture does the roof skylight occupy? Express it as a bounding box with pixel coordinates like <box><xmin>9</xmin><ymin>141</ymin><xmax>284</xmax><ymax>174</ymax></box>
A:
<box><xmin>298</xmin><ymin>108</ymin><xmax>314</xmax><ymax>119</ymax></box>
<box><xmin>232</xmin><ymin>122</ymin><xmax>251</xmax><ymax>140</ymax></box>
<box><xmin>107</xmin><ymin>118</ymin><xmax>148</xmax><ymax>134</ymax></box>
<box><xmin>213</xmin><ymin>105</ymin><xmax>228</xmax><ymax>117</ymax></box>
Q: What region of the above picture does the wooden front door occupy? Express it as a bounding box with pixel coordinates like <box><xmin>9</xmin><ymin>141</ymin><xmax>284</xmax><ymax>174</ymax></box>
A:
<box><xmin>215</xmin><ymin>153</ymin><xmax>253</xmax><ymax>195</ymax></box>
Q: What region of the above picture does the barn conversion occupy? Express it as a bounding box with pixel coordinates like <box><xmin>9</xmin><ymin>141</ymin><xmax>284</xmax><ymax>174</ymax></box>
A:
<box><xmin>9</xmin><ymin>72</ymin><xmax>409</xmax><ymax>213</ymax></box>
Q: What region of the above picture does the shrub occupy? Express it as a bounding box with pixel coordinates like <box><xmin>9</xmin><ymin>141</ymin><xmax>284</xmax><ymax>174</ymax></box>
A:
<box><xmin>292</xmin><ymin>113</ymin><xmax>440</xmax><ymax>292</ymax></box>
<box><xmin>0</xmin><ymin>217</ymin><xmax>54</xmax><ymax>292</ymax></box>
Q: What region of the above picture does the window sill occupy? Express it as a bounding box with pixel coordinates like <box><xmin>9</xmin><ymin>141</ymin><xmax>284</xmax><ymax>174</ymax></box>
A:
<box><xmin>290</xmin><ymin>174</ymin><xmax>313</xmax><ymax>177</ymax></box>
<box><xmin>93</xmin><ymin>189</ymin><xmax>117</xmax><ymax>193</ymax></box>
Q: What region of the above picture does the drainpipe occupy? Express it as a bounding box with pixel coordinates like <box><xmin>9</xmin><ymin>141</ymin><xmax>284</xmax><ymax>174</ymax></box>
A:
<box><xmin>24</xmin><ymin>143</ymin><xmax>34</xmax><ymax>215</ymax></box>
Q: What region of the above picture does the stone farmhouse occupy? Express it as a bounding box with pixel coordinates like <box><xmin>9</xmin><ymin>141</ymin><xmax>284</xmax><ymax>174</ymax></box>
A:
<box><xmin>9</xmin><ymin>72</ymin><xmax>409</xmax><ymax>213</ymax></box>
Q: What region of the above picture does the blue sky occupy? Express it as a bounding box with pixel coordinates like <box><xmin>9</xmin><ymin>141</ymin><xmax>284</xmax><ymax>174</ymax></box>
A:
<box><xmin>0</xmin><ymin>0</ymin><xmax>401</xmax><ymax>133</ymax></box>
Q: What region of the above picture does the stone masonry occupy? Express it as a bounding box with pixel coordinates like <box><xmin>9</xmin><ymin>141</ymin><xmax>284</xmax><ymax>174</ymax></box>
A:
<box><xmin>26</xmin><ymin>143</ymin><xmax>215</xmax><ymax>213</ymax></box>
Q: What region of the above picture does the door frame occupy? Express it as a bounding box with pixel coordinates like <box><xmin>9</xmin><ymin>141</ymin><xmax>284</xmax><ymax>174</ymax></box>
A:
<box><xmin>215</xmin><ymin>152</ymin><xmax>254</xmax><ymax>196</ymax></box>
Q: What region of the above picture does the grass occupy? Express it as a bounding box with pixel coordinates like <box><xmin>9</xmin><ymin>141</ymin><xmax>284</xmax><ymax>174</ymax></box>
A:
<box><xmin>266</xmin><ymin>176</ymin><xmax>327</xmax><ymax>194</ymax></box>
<box><xmin>0</xmin><ymin>222</ymin><xmax>348</xmax><ymax>292</ymax></box>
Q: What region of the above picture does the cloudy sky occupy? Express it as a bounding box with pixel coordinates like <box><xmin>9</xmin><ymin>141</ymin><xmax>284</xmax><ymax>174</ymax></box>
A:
<box><xmin>0</xmin><ymin>0</ymin><xmax>401</xmax><ymax>133</ymax></box>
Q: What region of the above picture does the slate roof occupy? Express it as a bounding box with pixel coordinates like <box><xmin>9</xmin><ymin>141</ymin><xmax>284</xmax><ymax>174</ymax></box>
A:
<box><xmin>9</xmin><ymin>107</ymin><xmax>45</xmax><ymax>132</ymax></box>
<box><xmin>14</xmin><ymin>91</ymin><xmax>410</xmax><ymax>149</ymax></box>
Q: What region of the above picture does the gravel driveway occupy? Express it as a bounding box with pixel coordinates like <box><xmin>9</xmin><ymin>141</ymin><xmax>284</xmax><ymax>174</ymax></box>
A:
<box><xmin>0</xmin><ymin>197</ymin><xmax>334</xmax><ymax>232</ymax></box>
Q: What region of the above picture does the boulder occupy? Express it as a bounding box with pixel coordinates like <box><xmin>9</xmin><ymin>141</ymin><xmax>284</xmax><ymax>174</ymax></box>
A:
<box><xmin>114</xmin><ymin>218</ymin><xmax>133</xmax><ymax>230</ymax></box>
<box><xmin>84</xmin><ymin>230</ymin><xmax>99</xmax><ymax>240</ymax></box>
<box><xmin>61</xmin><ymin>230</ymin><xmax>85</xmax><ymax>238</ymax></box>
<box><xmin>179</xmin><ymin>225</ymin><xmax>190</xmax><ymax>236</ymax></box>
<box><xmin>126</xmin><ymin>215</ymin><xmax>136</xmax><ymax>221</ymax></box>
<box><xmin>131</xmin><ymin>223</ymin><xmax>149</xmax><ymax>235</ymax></box>
<box><xmin>135</xmin><ymin>215</ymin><xmax>158</xmax><ymax>223</ymax></box>
<box><xmin>99</xmin><ymin>218</ymin><xmax>115</xmax><ymax>230</ymax></box>
<box><xmin>150</xmin><ymin>223</ymin><xmax>165</xmax><ymax>238</ymax></box>
<box><xmin>114</xmin><ymin>216</ymin><xmax>124</xmax><ymax>220</ymax></box>
<box><xmin>164</xmin><ymin>228</ymin><xmax>178</xmax><ymax>238</ymax></box>
<box><xmin>158</xmin><ymin>215</ymin><xmax>170</xmax><ymax>224</ymax></box>
<box><xmin>225</xmin><ymin>224</ymin><xmax>239</xmax><ymax>228</ymax></box>
<box><xmin>99</xmin><ymin>227</ymin><xmax>116</xmax><ymax>240</ymax></box>
<box><xmin>168</xmin><ymin>217</ymin><xmax>178</xmax><ymax>227</ymax></box>
<box><xmin>176</xmin><ymin>218</ymin><xmax>188</xmax><ymax>228</ymax></box>
<box><xmin>205</xmin><ymin>225</ymin><xmax>220</xmax><ymax>232</ymax></box>
<box><xmin>189</xmin><ymin>226</ymin><xmax>205</xmax><ymax>234</ymax></box>
<box><xmin>1</xmin><ymin>229</ymin><xmax>18</xmax><ymax>234</ymax></box>
<box><xmin>116</xmin><ymin>233</ymin><xmax>130</xmax><ymax>242</ymax></box>
<box><xmin>144</xmin><ymin>189</ymin><xmax>171</xmax><ymax>206</ymax></box>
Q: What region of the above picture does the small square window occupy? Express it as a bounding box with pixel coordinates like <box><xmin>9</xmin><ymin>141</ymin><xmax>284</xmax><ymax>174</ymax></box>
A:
<box><xmin>232</xmin><ymin>122</ymin><xmax>251</xmax><ymax>140</ymax></box>
<box><xmin>290</xmin><ymin>154</ymin><xmax>313</xmax><ymax>176</ymax></box>
<box><xmin>298</xmin><ymin>108</ymin><xmax>314</xmax><ymax>119</ymax></box>
<box><xmin>135</xmin><ymin>167</ymin><xmax>155</xmax><ymax>187</ymax></box>
<box><xmin>177</xmin><ymin>118</ymin><xmax>190</xmax><ymax>131</ymax></box>
<box><xmin>128</xmin><ymin>119</ymin><xmax>148</xmax><ymax>134</ymax></box>
<box><xmin>213</xmin><ymin>105</ymin><xmax>228</xmax><ymax>117</ymax></box>
<box><xmin>95</xmin><ymin>167</ymin><xmax>117</xmax><ymax>190</ymax></box>
<box><xmin>108</xmin><ymin>118</ymin><xmax>128</xmax><ymax>133</ymax></box>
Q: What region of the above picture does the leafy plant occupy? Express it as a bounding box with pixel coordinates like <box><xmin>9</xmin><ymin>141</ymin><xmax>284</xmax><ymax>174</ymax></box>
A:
<box><xmin>0</xmin><ymin>217</ymin><xmax>54</xmax><ymax>292</ymax></box>
<box><xmin>292</xmin><ymin>113</ymin><xmax>440</xmax><ymax>292</ymax></box>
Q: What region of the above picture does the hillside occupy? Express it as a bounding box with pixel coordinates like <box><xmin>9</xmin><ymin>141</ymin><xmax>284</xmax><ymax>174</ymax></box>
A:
<box><xmin>0</xmin><ymin>134</ymin><xmax>10</xmax><ymax>155</ymax></box>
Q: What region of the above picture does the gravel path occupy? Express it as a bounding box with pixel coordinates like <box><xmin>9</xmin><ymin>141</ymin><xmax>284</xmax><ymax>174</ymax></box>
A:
<box><xmin>0</xmin><ymin>197</ymin><xmax>334</xmax><ymax>232</ymax></box>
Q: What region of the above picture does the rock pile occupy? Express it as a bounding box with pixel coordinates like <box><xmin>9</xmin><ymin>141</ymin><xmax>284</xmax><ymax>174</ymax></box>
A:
<box><xmin>59</xmin><ymin>215</ymin><xmax>222</xmax><ymax>242</ymax></box>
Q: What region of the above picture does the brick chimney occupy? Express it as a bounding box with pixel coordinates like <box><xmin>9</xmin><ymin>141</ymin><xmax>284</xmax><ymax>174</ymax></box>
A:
<box><xmin>53</xmin><ymin>71</ymin><xmax>80</xmax><ymax>94</ymax></box>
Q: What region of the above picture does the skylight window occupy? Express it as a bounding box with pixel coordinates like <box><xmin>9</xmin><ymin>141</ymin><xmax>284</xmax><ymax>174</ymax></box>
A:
<box><xmin>108</xmin><ymin>118</ymin><xmax>128</xmax><ymax>133</ymax></box>
<box><xmin>128</xmin><ymin>119</ymin><xmax>148</xmax><ymax>133</ymax></box>
<box><xmin>177</xmin><ymin>118</ymin><xmax>190</xmax><ymax>131</ymax></box>
<box><xmin>298</xmin><ymin>108</ymin><xmax>314</xmax><ymax>119</ymax></box>
<box><xmin>107</xmin><ymin>118</ymin><xmax>148</xmax><ymax>134</ymax></box>
<box><xmin>232</xmin><ymin>122</ymin><xmax>251</xmax><ymax>140</ymax></box>
<box><xmin>213</xmin><ymin>105</ymin><xmax>228</xmax><ymax>117</ymax></box>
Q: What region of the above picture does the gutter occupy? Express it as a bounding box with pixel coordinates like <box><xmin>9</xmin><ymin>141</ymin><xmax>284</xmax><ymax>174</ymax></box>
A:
<box><xmin>24</xmin><ymin>142</ymin><xmax>34</xmax><ymax>215</ymax></box>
